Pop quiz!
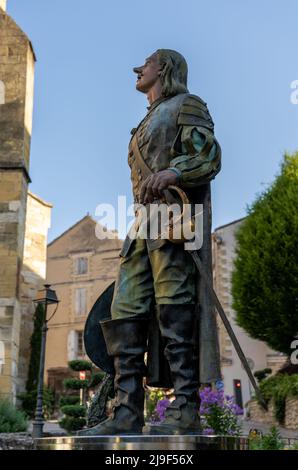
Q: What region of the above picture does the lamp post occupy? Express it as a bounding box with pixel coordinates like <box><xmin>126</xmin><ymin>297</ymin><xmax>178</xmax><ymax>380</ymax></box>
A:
<box><xmin>32</xmin><ymin>284</ymin><xmax>59</xmax><ymax>439</ymax></box>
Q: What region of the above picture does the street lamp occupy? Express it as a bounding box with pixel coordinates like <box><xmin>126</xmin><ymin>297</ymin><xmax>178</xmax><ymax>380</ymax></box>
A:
<box><xmin>32</xmin><ymin>284</ymin><xmax>59</xmax><ymax>439</ymax></box>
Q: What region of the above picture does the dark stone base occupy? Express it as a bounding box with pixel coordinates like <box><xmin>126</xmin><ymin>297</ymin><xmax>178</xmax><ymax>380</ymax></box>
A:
<box><xmin>35</xmin><ymin>434</ymin><xmax>249</xmax><ymax>450</ymax></box>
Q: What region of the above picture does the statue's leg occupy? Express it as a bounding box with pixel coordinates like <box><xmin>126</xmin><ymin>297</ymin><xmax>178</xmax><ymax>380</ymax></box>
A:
<box><xmin>77</xmin><ymin>238</ymin><xmax>153</xmax><ymax>436</ymax></box>
<box><xmin>144</xmin><ymin>243</ymin><xmax>200</xmax><ymax>435</ymax></box>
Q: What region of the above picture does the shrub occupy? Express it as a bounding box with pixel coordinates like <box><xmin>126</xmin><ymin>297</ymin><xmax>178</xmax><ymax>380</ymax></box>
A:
<box><xmin>59</xmin><ymin>360</ymin><xmax>104</xmax><ymax>433</ymax></box>
<box><xmin>18</xmin><ymin>387</ymin><xmax>55</xmax><ymax>420</ymax></box>
<box><xmin>59</xmin><ymin>416</ymin><xmax>86</xmax><ymax>433</ymax></box>
<box><xmin>68</xmin><ymin>360</ymin><xmax>92</xmax><ymax>372</ymax></box>
<box><xmin>63</xmin><ymin>379</ymin><xmax>89</xmax><ymax>390</ymax></box>
<box><xmin>249</xmin><ymin>426</ymin><xmax>284</xmax><ymax>450</ymax></box>
<box><xmin>254</xmin><ymin>368</ymin><xmax>272</xmax><ymax>383</ymax></box>
<box><xmin>60</xmin><ymin>405</ymin><xmax>86</xmax><ymax>418</ymax></box>
<box><xmin>59</xmin><ymin>396</ymin><xmax>80</xmax><ymax>407</ymax></box>
<box><xmin>0</xmin><ymin>399</ymin><xmax>28</xmax><ymax>433</ymax></box>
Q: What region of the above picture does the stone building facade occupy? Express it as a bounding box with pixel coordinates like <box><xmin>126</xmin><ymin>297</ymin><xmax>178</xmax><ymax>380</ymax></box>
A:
<box><xmin>212</xmin><ymin>218</ymin><xmax>287</xmax><ymax>410</ymax></box>
<box><xmin>18</xmin><ymin>192</ymin><xmax>52</xmax><ymax>395</ymax></box>
<box><xmin>45</xmin><ymin>216</ymin><xmax>122</xmax><ymax>394</ymax></box>
<box><xmin>0</xmin><ymin>3</ymin><xmax>52</xmax><ymax>402</ymax></box>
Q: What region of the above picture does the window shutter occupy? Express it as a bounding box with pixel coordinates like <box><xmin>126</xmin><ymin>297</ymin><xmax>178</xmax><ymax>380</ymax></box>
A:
<box><xmin>0</xmin><ymin>81</ymin><xmax>5</xmax><ymax>105</ymax></box>
<box><xmin>75</xmin><ymin>288</ymin><xmax>87</xmax><ymax>316</ymax></box>
<box><xmin>67</xmin><ymin>330</ymin><xmax>78</xmax><ymax>361</ymax></box>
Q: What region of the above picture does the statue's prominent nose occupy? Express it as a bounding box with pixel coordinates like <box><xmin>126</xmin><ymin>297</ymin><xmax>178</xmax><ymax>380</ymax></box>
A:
<box><xmin>133</xmin><ymin>66</ymin><xmax>142</xmax><ymax>74</ymax></box>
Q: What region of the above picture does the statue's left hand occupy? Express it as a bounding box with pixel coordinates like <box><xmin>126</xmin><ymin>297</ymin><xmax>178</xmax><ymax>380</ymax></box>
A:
<box><xmin>139</xmin><ymin>170</ymin><xmax>179</xmax><ymax>204</ymax></box>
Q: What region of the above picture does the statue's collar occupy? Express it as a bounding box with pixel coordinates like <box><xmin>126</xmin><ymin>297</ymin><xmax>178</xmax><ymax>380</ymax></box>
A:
<box><xmin>146</xmin><ymin>95</ymin><xmax>173</xmax><ymax>113</ymax></box>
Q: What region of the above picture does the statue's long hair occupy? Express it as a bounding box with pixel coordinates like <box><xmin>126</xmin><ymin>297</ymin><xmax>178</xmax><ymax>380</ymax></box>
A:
<box><xmin>156</xmin><ymin>49</ymin><xmax>189</xmax><ymax>97</ymax></box>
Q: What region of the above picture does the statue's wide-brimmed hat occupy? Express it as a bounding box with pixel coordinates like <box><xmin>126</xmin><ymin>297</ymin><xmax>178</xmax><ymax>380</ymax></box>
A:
<box><xmin>84</xmin><ymin>282</ymin><xmax>115</xmax><ymax>375</ymax></box>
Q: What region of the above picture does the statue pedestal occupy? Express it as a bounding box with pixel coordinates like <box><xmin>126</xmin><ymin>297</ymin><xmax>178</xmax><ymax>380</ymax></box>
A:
<box><xmin>35</xmin><ymin>434</ymin><xmax>249</xmax><ymax>450</ymax></box>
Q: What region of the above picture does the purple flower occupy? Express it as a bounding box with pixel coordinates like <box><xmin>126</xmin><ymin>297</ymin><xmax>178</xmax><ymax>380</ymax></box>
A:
<box><xmin>202</xmin><ymin>427</ymin><xmax>215</xmax><ymax>436</ymax></box>
<box><xmin>155</xmin><ymin>398</ymin><xmax>170</xmax><ymax>422</ymax></box>
<box><xmin>199</xmin><ymin>386</ymin><xmax>242</xmax><ymax>437</ymax></box>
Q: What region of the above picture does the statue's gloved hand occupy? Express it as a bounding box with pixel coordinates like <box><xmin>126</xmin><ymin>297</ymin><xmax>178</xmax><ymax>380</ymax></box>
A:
<box><xmin>139</xmin><ymin>169</ymin><xmax>180</xmax><ymax>204</ymax></box>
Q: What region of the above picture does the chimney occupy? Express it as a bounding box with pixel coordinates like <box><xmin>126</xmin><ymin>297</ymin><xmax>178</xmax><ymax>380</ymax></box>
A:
<box><xmin>0</xmin><ymin>0</ymin><xmax>6</xmax><ymax>12</ymax></box>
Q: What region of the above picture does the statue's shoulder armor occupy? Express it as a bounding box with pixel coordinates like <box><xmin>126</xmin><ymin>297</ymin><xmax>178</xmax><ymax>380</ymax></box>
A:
<box><xmin>177</xmin><ymin>93</ymin><xmax>214</xmax><ymax>132</ymax></box>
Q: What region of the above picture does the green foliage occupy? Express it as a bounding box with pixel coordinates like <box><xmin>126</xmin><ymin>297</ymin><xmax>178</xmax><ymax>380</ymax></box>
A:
<box><xmin>26</xmin><ymin>304</ymin><xmax>46</xmax><ymax>392</ymax></box>
<box><xmin>0</xmin><ymin>399</ymin><xmax>28</xmax><ymax>433</ymax></box>
<box><xmin>60</xmin><ymin>405</ymin><xmax>86</xmax><ymax>418</ymax></box>
<box><xmin>145</xmin><ymin>389</ymin><xmax>167</xmax><ymax>422</ymax></box>
<box><xmin>88</xmin><ymin>372</ymin><xmax>105</xmax><ymax>388</ymax></box>
<box><xmin>59</xmin><ymin>395</ymin><xmax>80</xmax><ymax>407</ymax></box>
<box><xmin>249</xmin><ymin>426</ymin><xmax>284</xmax><ymax>450</ymax></box>
<box><xmin>59</xmin><ymin>416</ymin><xmax>86</xmax><ymax>433</ymax></box>
<box><xmin>258</xmin><ymin>373</ymin><xmax>298</xmax><ymax>424</ymax></box>
<box><xmin>254</xmin><ymin>368</ymin><xmax>272</xmax><ymax>383</ymax></box>
<box><xmin>60</xmin><ymin>362</ymin><xmax>104</xmax><ymax>433</ymax></box>
<box><xmin>18</xmin><ymin>387</ymin><xmax>55</xmax><ymax>420</ymax></box>
<box><xmin>232</xmin><ymin>153</ymin><xmax>298</xmax><ymax>354</ymax></box>
<box><xmin>68</xmin><ymin>360</ymin><xmax>92</xmax><ymax>372</ymax></box>
<box><xmin>63</xmin><ymin>378</ymin><xmax>89</xmax><ymax>390</ymax></box>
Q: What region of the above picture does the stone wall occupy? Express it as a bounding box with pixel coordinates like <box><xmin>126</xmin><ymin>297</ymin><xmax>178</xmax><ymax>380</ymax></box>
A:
<box><xmin>247</xmin><ymin>398</ymin><xmax>298</xmax><ymax>430</ymax></box>
<box><xmin>284</xmin><ymin>398</ymin><xmax>298</xmax><ymax>429</ymax></box>
<box><xmin>0</xmin><ymin>433</ymin><xmax>35</xmax><ymax>450</ymax></box>
<box><xmin>0</xmin><ymin>7</ymin><xmax>35</xmax><ymax>403</ymax></box>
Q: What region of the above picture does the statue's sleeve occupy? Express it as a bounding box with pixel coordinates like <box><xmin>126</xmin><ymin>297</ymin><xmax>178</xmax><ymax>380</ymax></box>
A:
<box><xmin>170</xmin><ymin>126</ymin><xmax>221</xmax><ymax>188</ymax></box>
<box><xmin>169</xmin><ymin>94</ymin><xmax>221</xmax><ymax>188</ymax></box>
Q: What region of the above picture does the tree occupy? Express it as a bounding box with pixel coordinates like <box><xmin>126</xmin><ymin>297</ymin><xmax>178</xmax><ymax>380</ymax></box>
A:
<box><xmin>59</xmin><ymin>360</ymin><xmax>104</xmax><ymax>433</ymax></box>
<box><xmin>26</xmin><ymin>303</ymin><xmax>46</xmax><ymax>392</ymax></box>
<box><xmin>19</xmin><ymin>303</ymin><xmax>54</xmax><ymax>418</ymax></box>
<box><xmin>232</xmin><ymin>153</ymin><xmax>298</xmax><ymax>354</ymax></box>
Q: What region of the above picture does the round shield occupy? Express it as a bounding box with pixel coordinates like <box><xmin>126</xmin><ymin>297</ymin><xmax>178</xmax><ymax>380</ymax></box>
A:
<box><xmin>84</xmin><ymin>282</ymin><xmax>115</xmax><ymax>375</ymax></box>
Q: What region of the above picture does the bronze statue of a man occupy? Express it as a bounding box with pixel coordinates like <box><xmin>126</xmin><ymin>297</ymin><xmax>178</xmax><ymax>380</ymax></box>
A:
<box><xmin>80</xmin><ymin>49</ymin><xmax>222</xmax><ymax>436</ymax></box>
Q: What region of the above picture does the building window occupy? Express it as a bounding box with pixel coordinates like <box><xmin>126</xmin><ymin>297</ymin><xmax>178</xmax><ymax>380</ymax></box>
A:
<box><xmin>75</xmin><ymin>257</ymin><xmax>88</xmax><ymax>275</ymax></box>
<box><xmin>75</xmin><ymin>288</ymin><xmax>87</xmax><ymax>316</ymax></box>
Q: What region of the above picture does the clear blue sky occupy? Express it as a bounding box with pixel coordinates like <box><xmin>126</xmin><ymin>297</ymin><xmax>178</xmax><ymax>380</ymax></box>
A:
<box><xmin>8</xmin><ymin>0</ymin><xmax>298</xmax><ymax>241</ymax></box>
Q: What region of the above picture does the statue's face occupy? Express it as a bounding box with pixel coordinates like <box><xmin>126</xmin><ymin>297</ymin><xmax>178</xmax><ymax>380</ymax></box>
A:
<box><xmin>133</xmin><ymin>52</ymin><xmax>161</xmax><ymax>93</ymax></box>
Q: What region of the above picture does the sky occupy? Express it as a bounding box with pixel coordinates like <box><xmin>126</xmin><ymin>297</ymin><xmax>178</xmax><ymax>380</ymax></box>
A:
<box><xmin>8</xmin><ymin>0</ymin><xmax>298</xmax><ymax>241</ymax></box>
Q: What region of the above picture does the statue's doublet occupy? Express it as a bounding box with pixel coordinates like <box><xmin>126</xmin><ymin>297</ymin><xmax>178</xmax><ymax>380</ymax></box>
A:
<box><xmin>128</xmin><ymin>93</ymin><xmax>214</xmax><ymax>202</ymax></box>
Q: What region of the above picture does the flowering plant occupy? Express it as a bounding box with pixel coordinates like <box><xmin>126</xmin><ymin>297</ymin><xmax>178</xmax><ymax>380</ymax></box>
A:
<box><xmin>199</xmin><ymin>387</ymin><xmax>243</xmax><ymax>436</ymax></box>
<box><xmin>154</xmin><ymin>398</ymin><xmax>171</xmax><ymax>422</ymax></box>
<box><xmin>149</xmin><ymin>398</ymin><xmax>171</xmax><ymax>423</ymax></box>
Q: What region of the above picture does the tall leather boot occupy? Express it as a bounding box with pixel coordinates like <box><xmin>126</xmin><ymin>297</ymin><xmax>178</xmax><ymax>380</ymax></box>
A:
<box><xmin>145</xmin><ymin>304</ymin><xmax>200</xmax><ymax>435</ymax></box>
<box><xmin>77</xmin><ymin>316</ymin><xmax>148</xmax><ymax>436</ymax></box>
